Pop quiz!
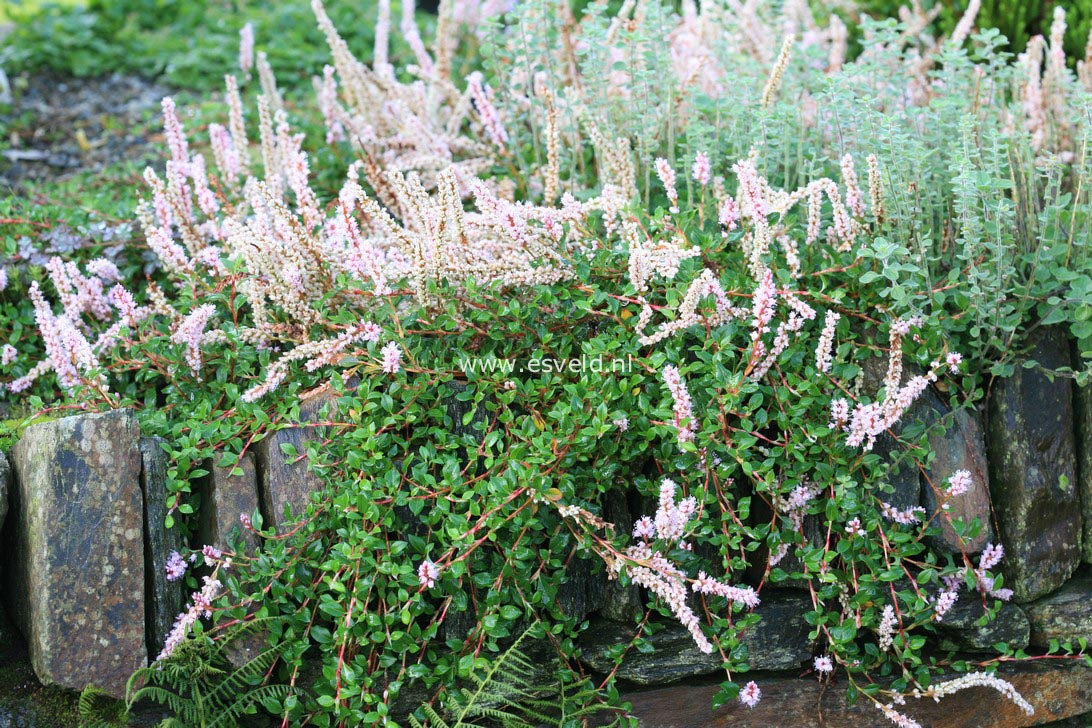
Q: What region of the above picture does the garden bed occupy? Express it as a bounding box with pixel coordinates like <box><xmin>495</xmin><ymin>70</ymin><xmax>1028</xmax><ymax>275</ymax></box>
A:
<box><xmin>3</xmin><ymin>0</ymin><xmax>1092</xmax><ymax>726</ymax></box>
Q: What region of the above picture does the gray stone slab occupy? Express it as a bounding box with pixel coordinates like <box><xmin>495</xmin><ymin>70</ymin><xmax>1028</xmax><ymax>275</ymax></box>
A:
<box><xmin>987</xmin><ymin>327</ymin><xmax>1081</xmax><ymax>602</ymax></box>
<box><xmin>5</xmin><ymin>410</ymin><xmax>146</xmax><ymax>698</ymax></box>
<box><xmin>198</xmin><ymin>451</ymin><xmax>260</xmax><ymax>555</ymax></box>
<box><xmin>140</xmin><ymin>436</ymin><xmax>183</xmax><ymax>660</ymax></box>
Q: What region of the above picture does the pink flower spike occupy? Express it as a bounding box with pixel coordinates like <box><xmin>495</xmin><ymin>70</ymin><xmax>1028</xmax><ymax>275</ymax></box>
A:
<box><xmin>692</xmin><ymin>152</ymin><xmax>711</xmax><ymax>186</ymax></box>
<box><xmin>633</xmin><ymin>515</ymin><xmax>655</xmax><ymax>541</ymax></box>
<box><xmin>978</xmin><ymin>543</ymin><xmax>1004</xmax><ymax>572</ymax></box>
<box><xmin>170</xmin><ymin>304</ymin><xmax>216</xmax><ymax>377</ymax></box>
<box><xmin>418</xmin><ymin>559</ymin><xmax>440</xmax><ymax>588</ymax></box>
<box><xmin>165</xmin><ymin>551</ymin><xmax>187</xmax><ymax>582</ymax></box>
<box><xmin>466</xmin><ymin>72</ymin><xmax>508</xmax><ymax>148</ymax></box>
<box><xmin>718</xmin><ymin>197</ymin><xmax>740</xmax><ymax>234</ymax></box>
<box><xmin>380</xmin><ymin>341</ymin><xmax>402</xmax><ymax>374</ymax></box>
<box><xmin>814</xmin><ymin>655</ymin><xmax>834</xmax><ymax>674</ymax></box>
<box><xmin>934</xmin><ymin>588</ymin><xmax>959</xmax><ymax>620</ymax></box>
<box><xmin>662</xmin><ymin>364</ymin><xmax>696</xmax><ymax>444</ymax></box>
<box><xmin>161</xmin><ymin>97</ymin><xmax>190</xmax><ymax>170</ymax></box>
<box><xmin>947</xmin><ymin>470</ymin><xmax>973</xmax><ymax>496</ymax></box>
<box><xmin>360</xmin><ymin>322</ymin><xmax>381</xmax><ymax>343</ymax></box>
<box><xmin>201</xmin><ymin>544</ymin><xmax>223</xmax><ymax>566</ymax></box>
<box><xmin>239</xmin><ymin>22</ymin><xmax>254</xmax><ymax>78</ymax></box>
<box><xmin>655</xmin><ymin>158</ymin><xmax>679</xmax><ymax>213</ymax></box>
<box><xmin>739</xmin><ymin>681</ymin><xmax>761</xmax><ymax>708</ymax></box>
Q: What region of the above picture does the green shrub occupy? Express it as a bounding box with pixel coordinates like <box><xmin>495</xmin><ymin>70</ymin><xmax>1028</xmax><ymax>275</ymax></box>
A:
<box><xmin>0</xmin><ymin>1</ymin><xmax>419</xmax><ymax>91</ymax></box>
<box><xmin>855</xmin><ymin>0</ymin><xmax>1092</xmax><ymax>65</ymax></box>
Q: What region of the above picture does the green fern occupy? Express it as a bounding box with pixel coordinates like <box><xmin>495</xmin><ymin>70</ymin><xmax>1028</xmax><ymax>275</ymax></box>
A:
<box><xmin>409</xmin><ymin>625</ymin><xmax>623</xmax><ymax>728</ymax></box>
<box><xmin>97</xmin><ymin>618</ymin><xmax>300</xmax><ymax>728</ymax></box>
<box><xmin>78</xmin><ymin>686</ymin><xmax>129</xmax><ymax>728</ymax></box>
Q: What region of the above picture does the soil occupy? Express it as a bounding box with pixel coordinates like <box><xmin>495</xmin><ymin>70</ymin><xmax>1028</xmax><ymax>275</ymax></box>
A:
<box><xmin>0</xmin><ymin>72</ymin><xmax>169</xmax><ymax>190</ymax></box>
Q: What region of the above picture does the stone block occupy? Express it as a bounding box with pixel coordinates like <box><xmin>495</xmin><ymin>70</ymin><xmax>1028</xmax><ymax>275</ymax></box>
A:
<box><xmin>5</xmin><ymin>410</ymin><xmax>146</xmax><ymax>698</ymax></box>
<box><xmin>1074</xmin><ymin>381</ymin><xmax>1092</xmax><ymax>563</ymax></box>
<box><xmin>255</xmin><ymin>390</ymin><xmax>335</xmax><ymax>532</ymax></box>
<box><xmin>0</xmin><ymin>451</ymin><xmax>9</xmax><ymax>535</ymax></box>
<box><xmin>622</xmin><ymin>662</ymin><xmax>1092</xmax><ymax>727</ymax></box>
<box><xmin>1024</xmin><ymin>573</ymin><xmax>1092</xmax><ymax>648</ymax></box>
<box><xmin>140</xmin><ymin>437</ymin><xmax>183</xmax><ymax>660</ymax></box>
<box><xmin>920</xmin><ymin>395</ymin><xmax>993</xmax><ymax>554</ymax></box>
<box><xmin>937</xmin><ymin>597</ymin><xmax>1029</xmax><ymax>652</ymax></box>
<box><xmin>198</xmin><ymin>451</ymin><xmax>260</xmax><ymax>555</ymax></box>
<box><xmin>987</xmin><ymin>327</ymin><xmax>1081</xmax><ymax>602</ymax></box>
<box><xmin>579</xmin><ymin>592</ymin><xmax>811</xmax><ymax>685</ymax></box>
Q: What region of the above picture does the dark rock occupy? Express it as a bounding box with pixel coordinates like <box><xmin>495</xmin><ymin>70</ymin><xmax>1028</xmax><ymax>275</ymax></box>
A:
<box><xmin>919</xmin><ymin>395</ymin><xmax>993</xmax><ymax>554</ymax></box>
<box><xmin>622</xmin><ymin>661</ymin><xmax>1092</xmax><ymax>728</ymax></box>
<box><xmin>579</xmin><ymin>592</ymin><xmax>810</xmax><ymax>685</ymax></box>
<box><xmin>221</xmin><ymin>624</ymin><xmax>269</xmax><ymax>672</ymax></box>
<box><xmin>596</xmin><ymin>489</ymin><xmax>643</xmax><ymax>623</ymax></box>
<box><xmin>255</xmin><ymin>389</ymin><xmax>337</xmax><ymax>532</ymax></box>
<box><xmin>766</xmin><ymin>514</ymin><xmax>825</xmax><ymax>589</ymax></box>
<box><xmin>140</xmin><ymin>437</ymin><xmax>183</xmax><ymax>660</ymax></box>
<box><xmin>872</xmin><ymin>429</ymin><xmax>923</xmax><ymax>515</ymax></box>
<box><xmin>203</xmin><ymin>447</ymin><xmax>268</xmax><ymax>670</ymax></box>
<box><xmin>987</xmin><ymin>327</ymin><xmax>1081</xmax><ymax>602</ymax></box>
<box><xmin>437</xmin><ymin>382</ymin><xmax>492</xmax><ymax>643</ymax></box>
<box><xmin>858</xmin><ymin>354</ymin><xmax>926</xmax><ymax>516</ymax></box>
<box><xmin>1024</xmin><ymin>573</ymin><xmax>1092</xmax><ymax>648</ymax></box>
<box><xmin>198</xmin><ymin>452</ymin><xmax>260</xmax><ymax>555</ymax></box>
<box><xmin>0</xmin><ymin>452</ymin><xmax>8</xmax><ymax>534</ymax></box>
<box><xmin>389</xmin><ymin>677</ymin><xmax>433</xmax><ymax>724</ymax></box>
<box><xmin>579</xmin><ymin>619</ymin><xmax>720</xmax><ymax>685</ymax></box>
<box><xmin>1075</xmin><ymin>382</ymin><xmax>1092</xmax><ymax>564</ymax></box>
<box><xmin>738</xmin><ymin>590</ymin><xmax>813</xmax><ymax>670</ymax></box>
<box><xmin>5</xmin><ymin>410</ymin><xmax>146</xmax><ymax>698</ymax></box>
<box><xmin>446</xmin><ymin>380</ymin><xmax>488</xmax><ymax>436</ymax></box>
<box><xmin>937</xmin><ymin>596</ymin><xmax>1029</xmax><ymax>652</ymax></box>
<box><xmin>862</xmin><ymin>357</ymin><xmax>993</xmax><ymax>554</ymax></box>
<box><xmin>558</xmin><ymin>555</ymin><xmax>591</xmax><ymax>622</ymax></box>
<box><xmin>442</xmin><ymin>590</ymin><xmax>477</xmax><ymax>644</ymax></box>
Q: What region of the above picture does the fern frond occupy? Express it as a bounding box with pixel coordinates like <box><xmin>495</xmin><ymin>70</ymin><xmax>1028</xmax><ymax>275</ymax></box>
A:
<box><xmin>414</xmin><ymin>702</ymin><xmax>452</xmax><ymax>728</ymax></box>
<box><xmin>202</xmin><ymin>645</ymin><xmax>283</xmax><ymax>705</ymax></box>
<box><xmin>207</xmin><ymin>684</ymin><xmax>299</xmax><ymax>728</ymax></box>
<box><xmin>78</xmin><ymin>685</ymin><xmax>129</xmax><ymax>728</ymax></box>
<box><xmin>451</xmin><ymin>626</ymin><xmax>535</xmax><ymax>726</ymax></box>
<box><xmin>122</xmin><ymin>621</ymin><xmax>295</xmax><ymax>728</ymax></box>
<box><xmin>127</xmin><ymin>684</ymin><xmax>202</xmax><ymax>723</ymax></box>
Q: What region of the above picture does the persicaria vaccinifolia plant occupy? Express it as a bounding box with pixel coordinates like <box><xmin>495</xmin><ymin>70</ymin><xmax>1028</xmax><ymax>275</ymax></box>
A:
<box><xmin>3</xmin><ymin>0</ymin><xmax>1092</xmax><ymax>724</ymax></box>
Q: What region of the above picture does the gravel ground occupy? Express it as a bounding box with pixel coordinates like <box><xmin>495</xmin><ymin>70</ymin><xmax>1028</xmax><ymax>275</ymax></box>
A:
<box><xmin>1</xmin><ymin>72</ymin><xmax>169</xmax><ymax>189</ymax></box>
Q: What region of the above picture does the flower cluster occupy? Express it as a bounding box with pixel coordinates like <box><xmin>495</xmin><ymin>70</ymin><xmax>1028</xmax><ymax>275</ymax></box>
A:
<box><xmin>164</xmin><ymin>551</ymin><xmax>187</xmax><ymax>582</ymax></box>
<box><xmin>878</xmin><ymin>604</ymin><xmax>898</xmax><ymax>651</ymax></box>
<box><xmin>158</xmin><ymin>574</ymin><xmax>223</xmax><ymax>661</ymax></box>
<box><xmin>609</xmin><ymin>478</ymin><xmax>757</xmax><ymax>654</ymax></box>
<box><xmin>655</xmin><ymin>157</ymin><xmax>679</xmax><ymax>213</ymax></box>
<box><xmin>739</xmin><ymin>680</ymin><xmax>761</xmax><ymax>708</ymax></box>
<box><xmin>170</xmin><ymin>304</ymin><xmax>216</xmax><ymax>377</ymax></box>
<box><xmin>946</xmin><ymin>470</ymin><xmax>973</xmax><ymax>497</ymax></box>
<box><xmin>417</xmin><ymin>559</ymin><xmax>440</xmax><ymax>589</ymax></box>
<box><xmin>661</xmin><ymin>365</ymin><xmax>696</xmax><ymax>444</ymax></box>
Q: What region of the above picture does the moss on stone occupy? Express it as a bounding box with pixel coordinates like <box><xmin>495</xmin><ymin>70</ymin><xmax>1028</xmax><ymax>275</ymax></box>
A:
<box><xmin>0</xmin><ymin>415</ymin><xmax>56</xmax><ymax>455</ymax></box>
